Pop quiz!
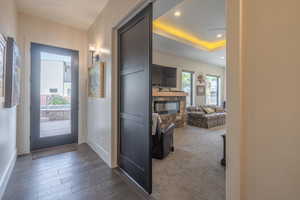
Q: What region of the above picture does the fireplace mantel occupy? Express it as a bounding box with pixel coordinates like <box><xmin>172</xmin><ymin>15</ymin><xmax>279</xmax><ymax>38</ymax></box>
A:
<box><xmin>152</xmin><ymin>91</ymin><xmax>188</xmax><ymax>97</ymax></box>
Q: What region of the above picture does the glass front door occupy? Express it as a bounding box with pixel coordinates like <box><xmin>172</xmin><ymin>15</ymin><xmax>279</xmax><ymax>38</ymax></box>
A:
<box><xmin>182</xmin><ymin>71</ymin><xmax>194</xmax><ymax>106</ymax></box>
<box><xmin>30</xmin><ymin>43</ymin><xmax>78</xmax><ymax>150</ymax></box>
<box><xmin>40</xmin><ymin>52</ymin><xmax>72</xmax><ymax>138</ymax></box>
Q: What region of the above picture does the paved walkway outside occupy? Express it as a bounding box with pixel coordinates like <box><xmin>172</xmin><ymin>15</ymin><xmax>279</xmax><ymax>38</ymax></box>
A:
<box><xmin>40</xmin><ymin>120</ymin><xmax>71</xmax><ymax>137</ymax></box>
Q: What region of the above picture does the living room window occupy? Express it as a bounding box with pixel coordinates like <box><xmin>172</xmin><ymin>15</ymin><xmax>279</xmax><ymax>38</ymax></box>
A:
<box><xmin>182</xmin><ymin>71</ymin><xmax>194</xmax><ymax>106</ymax></box>
<box><xmin>206</xmin><ymin>75</ymin><xmax>220</xmax><ymax>106</ymax></box>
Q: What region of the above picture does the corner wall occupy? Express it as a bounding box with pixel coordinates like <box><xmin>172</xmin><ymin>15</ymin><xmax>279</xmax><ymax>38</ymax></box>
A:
<box><xmin>0</xmin><ymin>0</ymin><xmax>18</xmax><ymax>198</ymax></box>
<box><xmin>87</xmin><ymin>0</ymin><xmax>143</xmax><ymax>167</ymax></box>
<box><xmin>241</xmin><ymin>0</ymin><xmax>300</xmax><ymax>199</ymax></box>
<box><xmin>17</xmin><ymin>13</ymin><xmax>88</xmax><ymax>154</ymax></box>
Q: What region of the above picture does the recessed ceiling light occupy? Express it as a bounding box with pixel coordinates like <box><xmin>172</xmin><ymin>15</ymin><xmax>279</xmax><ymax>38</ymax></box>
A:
<box><xmin>174</xmin><ymin>11</ymin><xmax>181</xmax><ymax>17</ymax></box>
<box><xmin>220</xmin><ymin>56</ymin><xmax>225</xmax><ymax>59</ymax></box>
<box><xmin>217</xmin><ymin>34</ymin><xmax>223</xmax><ymax>38</ymax></box>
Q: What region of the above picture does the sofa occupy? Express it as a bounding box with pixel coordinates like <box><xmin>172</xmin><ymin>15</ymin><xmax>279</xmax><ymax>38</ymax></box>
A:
<box><xmin>186</xmin><ymin>105</ymin><xmax>226</xmax><ymax>129</ymax></box>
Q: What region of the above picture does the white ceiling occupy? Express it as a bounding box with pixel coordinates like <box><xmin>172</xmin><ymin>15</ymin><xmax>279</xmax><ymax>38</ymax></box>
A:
<box><xmin>153</xmin><ymin>0</ymin><xmax>226</xmax><ymax>67</ymax></box>
<box><xmin>153</xmin><ymin>0</ymin><xmax>184</xmax><ymax>20</ymax></box>
<box><xmin>16</xmin><ymin>0</ymin><xmax>109</xmax><ymax>30</ymax></box>
<box><xmin>16</xmin><ymin>0</ymin><xmax>226</xmax><ymax>65</ymax></box>
<box><xmin>154</xmin><ymin>34</ymin><xmax>226</xmax><ymax>66</ymax></box>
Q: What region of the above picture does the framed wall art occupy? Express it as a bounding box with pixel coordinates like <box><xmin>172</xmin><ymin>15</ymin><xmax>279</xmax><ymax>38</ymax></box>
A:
<box><xmin>4</xmin><ymin>37</ymin><xmax>21</xmax><ymax>108</ymax></box>
<box><xmin>0</xmin><ymin>34</ymin><xmax>7</xmax><ymax>108</ymax></box>
<box><xmin>88</xmin><ymin>61</ymin><xmax>105</xmax><ymax>98</ymax></box>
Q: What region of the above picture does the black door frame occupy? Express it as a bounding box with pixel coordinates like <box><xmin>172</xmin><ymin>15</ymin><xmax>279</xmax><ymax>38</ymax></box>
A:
<box><xmin>206</xmin><ymin>74</ymin><xmax>221</xmax><ymax>106</ymax></box>
<box><xmin>182</xmin><ymin>70</ymin><xmax>195</xmax><ymax>106</ymax></box>
<box><xmin>117</xmin><ymin>3</ymin><xmax>153</xmax><ymax>194</ymax></box>
<box><xmin>30</xmin><ymin>43</ymin><xmax>79</xmax><ymax>151</ymax></box>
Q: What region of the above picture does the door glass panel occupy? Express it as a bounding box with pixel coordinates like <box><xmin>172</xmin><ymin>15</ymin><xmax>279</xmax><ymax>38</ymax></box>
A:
<box><xmin>182</xmin><ymin>71</ymin><xmax>193</xmax><ymax>106</ymax></box>
<box><xmin>40</xmin><ymin>52</ymin><xmax>72</xmax><ymax>138</ymax></box>
<box><xmin>206</xmin><ymin>75</ymin><xmax>219</xmax><ymax>106</ymax></box>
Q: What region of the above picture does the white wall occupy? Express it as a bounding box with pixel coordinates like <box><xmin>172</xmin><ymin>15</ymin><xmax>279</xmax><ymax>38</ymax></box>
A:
<box><xmin>153</xmin><ymin>51</ymin><xmax>226</xmax><ymax>105</ymax></box>
<box><xmin>0</xmin><ymin>0</ymin><xmax>18</xmax><ymax>198</ymax></box>
<box><xmin>240</xmin><ymin>0</ymin><xmax>300</xmax><ymax>199</ymax></box>
<box><xmin>17</xmin><ymin>13</ymin><xmax>88</xmax><ymax>154</ymax></box>
<box><xmin>87</xmin><ymin>0</ymin><xmax>143</xmax><ymax>167</ymax></box>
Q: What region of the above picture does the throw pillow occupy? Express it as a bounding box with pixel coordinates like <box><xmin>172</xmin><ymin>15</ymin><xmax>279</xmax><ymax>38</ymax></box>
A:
<box><xmin>202</xmin><ymin>106</ymin><xmax>215</xmax><ymax>114</ymax></box>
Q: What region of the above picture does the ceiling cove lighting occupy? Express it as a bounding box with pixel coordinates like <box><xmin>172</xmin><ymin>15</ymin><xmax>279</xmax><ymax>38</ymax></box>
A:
<box><xmin>174</xmin><ymin>11</ymin><xmax>181</xmax><ymax>17</ymax></box>
<box><xmin>153</xmin><ymin>20</ymin><xmax>226</xmax><ymax>51</ymax></box>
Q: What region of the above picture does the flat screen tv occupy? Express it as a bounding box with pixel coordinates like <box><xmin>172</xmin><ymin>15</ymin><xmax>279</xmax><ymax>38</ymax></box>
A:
<box><xmin>152</xmin><ymin>64</ymin><xmax>177</xmax><ymax>88</ymax></box>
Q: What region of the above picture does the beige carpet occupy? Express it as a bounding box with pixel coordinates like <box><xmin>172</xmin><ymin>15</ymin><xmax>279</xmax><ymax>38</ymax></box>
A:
<box><xmin>152</xmin><ymin>126</ymin><xmax>226</xmax><ymax>200</ymax></box>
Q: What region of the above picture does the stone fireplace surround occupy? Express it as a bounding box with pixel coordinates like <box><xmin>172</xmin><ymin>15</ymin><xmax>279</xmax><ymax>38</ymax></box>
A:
<box><xmin>152</xmin><ymin>90</ymin><xmax>188</xmax><ymax>128</ymax></box>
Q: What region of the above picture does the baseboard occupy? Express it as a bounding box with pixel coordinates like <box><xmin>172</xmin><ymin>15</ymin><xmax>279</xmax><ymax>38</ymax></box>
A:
<box><xmin>0</xmin><ymin>149</ymin><xmax>16</xmax><ymax>199</ymax></box>
<box><xmin>87</xmin><ymin>139</ymin><xmax>110</xmax><ymax>167</ymax></box>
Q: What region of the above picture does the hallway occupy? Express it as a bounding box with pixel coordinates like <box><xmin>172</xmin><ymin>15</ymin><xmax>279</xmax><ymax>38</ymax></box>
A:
<box><xmin>3</xmin><ymin>144</ymin><xmax>145</xmax><ymax>200</ymax></box>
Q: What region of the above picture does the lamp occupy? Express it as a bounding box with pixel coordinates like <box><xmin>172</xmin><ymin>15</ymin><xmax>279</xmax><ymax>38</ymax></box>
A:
<box><xmin>89</xmin><ymin>44</ymin><xmax>100</xmax><ymax>64</ymax></box>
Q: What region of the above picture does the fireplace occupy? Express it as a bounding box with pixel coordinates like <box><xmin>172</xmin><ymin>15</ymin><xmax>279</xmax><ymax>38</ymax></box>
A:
<box><xmin>152</xmin><ymin>90</ymin><xmax>188</xmax><ymax>127</ymax></box>
<box><xmin>154</xmin><ymin>100</ymin><xmax>180</xmax><ymax>114</ymax></box>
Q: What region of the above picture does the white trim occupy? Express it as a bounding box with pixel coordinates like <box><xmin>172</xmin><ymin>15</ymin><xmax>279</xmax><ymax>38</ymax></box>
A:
<box><xmin>226</xmin><ymin>0</ymin><xmax>243</xmax><ymax>199</ymax></box>
<box><xmin>87</xmin><ymin>139</ymin><xmax>110</xmax><ymax>167</ymax></box>
<box><xmin>0</xmin><ymin>149</ymin><xmax>16</xmax><ymax>199</ymax></box>
<box><xmin>113</xmin><ymin>0</ymin><xmax>156</xmax><ymax>29</ymax></box>
<box><xmin>110</xmin><ymin>29</ymin><xmax>118</xmax><ymax>168</ymax></box>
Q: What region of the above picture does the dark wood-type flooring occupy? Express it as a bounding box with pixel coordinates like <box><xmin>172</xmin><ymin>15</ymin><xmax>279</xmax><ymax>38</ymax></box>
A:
<box><xmin>3</xmin><ymin>144</ymin><xmax>146</xmax><ymax>200</ymax></box>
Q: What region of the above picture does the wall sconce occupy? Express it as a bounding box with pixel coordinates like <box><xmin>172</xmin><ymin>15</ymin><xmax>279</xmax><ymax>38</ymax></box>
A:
<box><xmin>89</xmin><ymin>44</ymin><xmax>100</xmax><ymax>64</ymax></box>
<box><xmin>99</xmin><ymin>48</ymin><xmax>111</xmax><ymax>55</ymax></box>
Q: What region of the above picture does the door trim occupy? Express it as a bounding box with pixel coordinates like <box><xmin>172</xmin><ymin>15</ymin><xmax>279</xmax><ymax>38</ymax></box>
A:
<box><xmin>30</xmin><ymin>42</ymin><xmax>79</xmax><ymax>151</ymax></box>
<box><xmin>111</xmin><ymin>0</ymin><xmax>155</xmax><ymax>169</ymax></box>
<box><xmin>111</xmin><ymin>0</ymin><xmax>243</xmax><ymax>199</ymax></box>
<box><xmin>226</xmin><ymin>0</ymin><xmax>243</xmax><ymax>199</ymax></box>
<box><xmin>114</xmin><ymin>0</ymin><xmax>156</xmax><ymax>29</ymax></box>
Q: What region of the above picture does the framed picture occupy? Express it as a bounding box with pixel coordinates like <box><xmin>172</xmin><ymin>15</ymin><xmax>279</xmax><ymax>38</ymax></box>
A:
<box><xmin>88</xmin><ymin>61</ymin><xmax>105</xmax><ymax>98</ymax></box>
<box><xmin>196</xmin><ymin>85</ymin><xmax>206</xmax><ymax>96</ymax></box>
<box><xmin>4</xmin><ymin>37</ymin><xmax>21</xmax><ymax>108</ymax></box>
<box><xmin>0</xmin><ymin>34</ymin><xmax>7</xmax><ymax>108</ymax></box>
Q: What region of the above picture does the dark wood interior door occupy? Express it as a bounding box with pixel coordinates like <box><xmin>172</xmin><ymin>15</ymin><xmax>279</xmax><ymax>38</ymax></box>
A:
<box><xmin>118</xmin><ymin>4</ymin><xmax>153</xmax><ymax>194</ymax></box>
